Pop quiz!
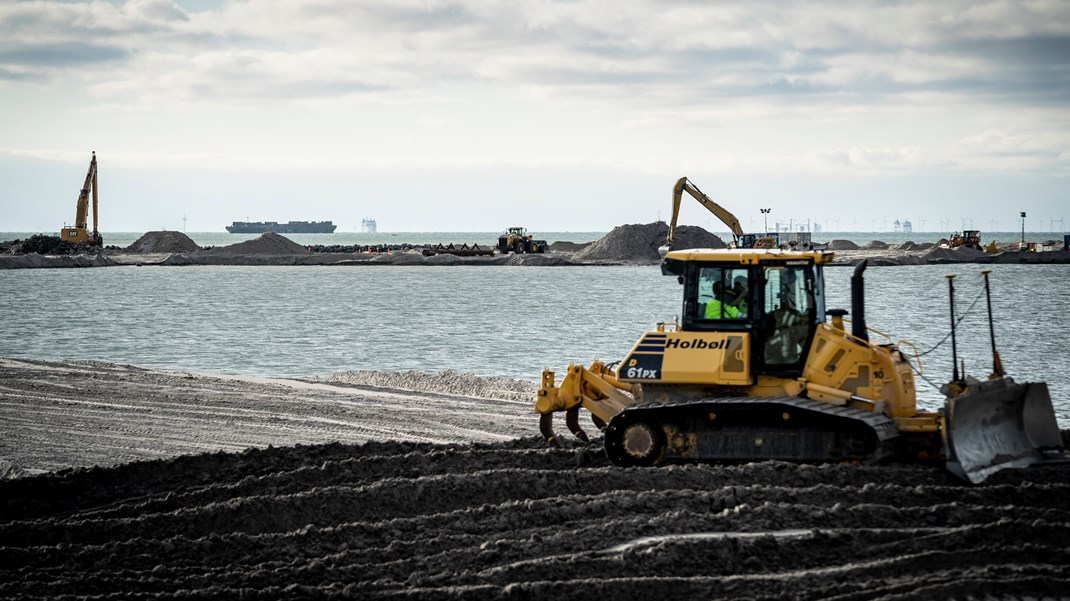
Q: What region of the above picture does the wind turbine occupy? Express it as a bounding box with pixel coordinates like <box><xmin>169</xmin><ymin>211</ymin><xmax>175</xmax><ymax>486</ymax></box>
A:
<box><xmin>990</xmin><ymin>217</ymin><xmax>999</xmax><ymax>231</ymax></box>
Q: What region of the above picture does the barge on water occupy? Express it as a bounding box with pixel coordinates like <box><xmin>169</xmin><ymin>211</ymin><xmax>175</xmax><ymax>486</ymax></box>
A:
<box><xmin>226</xmin><ymin>220</ymin><xmax>337</xmax><ymax>234</ymax></box>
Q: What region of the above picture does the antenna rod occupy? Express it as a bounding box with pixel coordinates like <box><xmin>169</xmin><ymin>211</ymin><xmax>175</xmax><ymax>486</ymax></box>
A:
<box><xmin>946</xmin><ymin>274</ymin><xmax>960</xmax><ymax>383</ymax></box>
<box><xmin>981</xmin><ymin>269</ymin><xmax>1005</xmax><ymax>378</ymax></box>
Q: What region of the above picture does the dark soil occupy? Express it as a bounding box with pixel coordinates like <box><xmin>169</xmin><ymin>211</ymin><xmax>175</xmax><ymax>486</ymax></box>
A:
<box><xmin>1</xmin><ymin>358</ymin><xmax>1068</xmax><ymax>599</ymax></box>
<box><xmin>2</xmin><ymin>437</ymin><xmax>1068</xmax><ymax>600</ymax></box>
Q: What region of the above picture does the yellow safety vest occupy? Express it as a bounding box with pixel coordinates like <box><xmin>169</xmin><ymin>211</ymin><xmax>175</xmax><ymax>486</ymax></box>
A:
<box><xmin>705</xmin><ymin>299</ymin><xmax>740</xmax><ymax>319</ymax></box>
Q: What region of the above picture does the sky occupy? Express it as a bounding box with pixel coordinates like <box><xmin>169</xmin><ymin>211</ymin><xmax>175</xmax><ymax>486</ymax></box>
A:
<box><xmin>1</xmin><ymin>0</ymin><xmax>1068</xmax><ymax>233</ymax></box>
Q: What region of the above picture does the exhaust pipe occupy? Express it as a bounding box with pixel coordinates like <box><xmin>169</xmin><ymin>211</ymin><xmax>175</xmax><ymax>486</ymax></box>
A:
<box><xmin>851</xmin><ymin>260</ymin><xmax>869</xmax><ymax>342</ymax></box>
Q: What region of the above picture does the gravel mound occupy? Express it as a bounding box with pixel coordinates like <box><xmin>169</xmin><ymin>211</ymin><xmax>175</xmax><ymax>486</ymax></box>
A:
<box><xmin>574</xmin><ymin>222</ymin><xmax>724</xmax><ymax>263</ymax></box>
<box><xmin>827</xmin><ymin>239</ymin><xmax>860</xmax><ymax>250</ymax></box>
<box><xmin>125</xmin><ymin>231</ymin><xmax>201</xmax><ymax>254</ymax></box>
<box><xmin>214</xmin><ymin>232</ymin><xmax>309</xmax><ymax>255</ymax></box>
<box><xmin>898</xmin><ymin>241</ymin><xmax>917</xmax><ymax>251</ymax></box>
<box><xmin>863</xmin><ymin>240</ymin><xmax>889</xmax><ymax>250</ymax></box>
<box><xmin>319</xmin><ymin>369</ymin><xmax>538</xmax><ymax>403</ymax></box>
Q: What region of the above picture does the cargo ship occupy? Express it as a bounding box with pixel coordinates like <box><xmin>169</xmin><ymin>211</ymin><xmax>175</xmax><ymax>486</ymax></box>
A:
<box><xmin>226</xmin><ymin>220</ymin><xmax>337</xmax><ymax>234</ymax></box>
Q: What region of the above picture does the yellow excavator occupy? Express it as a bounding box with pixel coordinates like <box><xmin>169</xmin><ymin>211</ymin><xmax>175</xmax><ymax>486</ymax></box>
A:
<box><xmin>666</xmin><ymin>176</ymin><xmax>778</xmax><ymax>251</ymax></box>
<box><xmin>537</xmin><ymin>220</ymin><xmax>1064</xmax><ymax>484</ymax></box>
<box><xmin>60</xmin><ymin>152</ymin><xmax>102</xmax><ymax>247</ymax></box>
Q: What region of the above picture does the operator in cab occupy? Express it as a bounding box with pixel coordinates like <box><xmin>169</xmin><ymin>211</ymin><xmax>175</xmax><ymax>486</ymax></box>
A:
<box><xmin>704</xmin><ymin>282</ymin><xmax>740</xmax><ymax>319</ymax></box>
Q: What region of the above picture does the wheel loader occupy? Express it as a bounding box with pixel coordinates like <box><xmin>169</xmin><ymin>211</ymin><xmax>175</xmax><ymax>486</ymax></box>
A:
<box><xmin>535</xmin><ymin>248</ymin><xmax>1065</xmax><ymax>483</ymax></box>
<box><xmin>498</xmin><ymin>227</ymin><xmax>547</xmax><ymax>254</ymax></box>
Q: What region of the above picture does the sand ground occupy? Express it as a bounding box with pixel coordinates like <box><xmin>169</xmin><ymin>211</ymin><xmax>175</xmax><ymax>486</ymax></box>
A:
<box><xmin>2</xmin><ymin>358</ymin><xmax>1069</xmax><ymax>600</ymax></box>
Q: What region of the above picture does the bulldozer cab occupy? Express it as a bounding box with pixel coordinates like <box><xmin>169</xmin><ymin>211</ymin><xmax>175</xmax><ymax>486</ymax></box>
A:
<box><xmin>664</xmin><ymin>250</ymin><xmax>827</xmax><ymax>377</ymax></box>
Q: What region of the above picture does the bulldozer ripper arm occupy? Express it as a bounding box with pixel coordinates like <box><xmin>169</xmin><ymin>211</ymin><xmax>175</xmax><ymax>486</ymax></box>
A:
<box><xmin>535</xmin><ymin>362</ymin><xmax>638</xmax><ymax>445</ymax></box>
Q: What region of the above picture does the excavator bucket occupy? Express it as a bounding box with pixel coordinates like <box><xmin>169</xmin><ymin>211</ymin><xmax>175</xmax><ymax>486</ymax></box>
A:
<box><xmin>944</xmin><ymin>377</ymin><xmax>1064</xmax><ymax>484</ymax></box>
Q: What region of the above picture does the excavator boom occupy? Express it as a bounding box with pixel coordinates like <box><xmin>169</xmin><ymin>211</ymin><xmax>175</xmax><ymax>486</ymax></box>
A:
<box><xmin>666</xmin><ymin>177</ymin><xmax>744</xmax><ymax>249</ymax></box>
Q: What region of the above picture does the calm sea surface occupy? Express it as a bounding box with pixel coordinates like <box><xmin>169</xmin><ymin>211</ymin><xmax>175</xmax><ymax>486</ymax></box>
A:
<box><xmin>1</xmin><ymin>263</ymin><xmax>1068</xmax><ymax>426</ymax></box>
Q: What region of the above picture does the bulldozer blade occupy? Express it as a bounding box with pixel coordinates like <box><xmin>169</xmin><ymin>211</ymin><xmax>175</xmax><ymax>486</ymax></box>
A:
<box><xmin>944</xmin><ymin>378</ymin><xmax>1064</xmax><ymax>484</ymax></box>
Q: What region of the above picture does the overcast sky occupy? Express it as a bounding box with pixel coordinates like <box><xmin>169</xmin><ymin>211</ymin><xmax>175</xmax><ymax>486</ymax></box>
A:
<box><xmin>1</xmin><ymin>0</ymin><xmax>1067</xmax><ymax>233</ymax></box>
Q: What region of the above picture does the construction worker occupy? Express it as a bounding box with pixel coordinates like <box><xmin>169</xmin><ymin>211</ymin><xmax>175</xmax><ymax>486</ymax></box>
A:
<box><xmin>705</xmin><ymin>282</ymin><xmax>740</xmax><ymax>319</ymax></box>
<box><xmin>727</xmin><ymin>275</ymin><xmax>748</xmax><ymax>317</ymax></box>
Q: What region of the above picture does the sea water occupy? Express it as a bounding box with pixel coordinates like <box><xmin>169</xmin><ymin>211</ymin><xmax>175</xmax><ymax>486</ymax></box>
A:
<box><xmin>1</xmin><ymin>263</ymin><xmax>1067</xmax><ymax>426</ymax></box>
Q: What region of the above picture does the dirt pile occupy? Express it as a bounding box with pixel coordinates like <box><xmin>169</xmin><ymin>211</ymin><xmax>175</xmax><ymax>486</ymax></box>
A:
<box><xmin>549</xmin><ymin>241</ymin><xmax>591</xmax><ymax>252</ymax></box>
<box><xmin>574</xmin><ymin>222</ymin><xmax>724</xmax><ymax>263</ymax></box>
<box><xmin>124</xmin><ymin>231</ymin><xmax>201</xmax><ymax>254</ymax></box>
<box><xmin>214</xmin><ymin>232</ymin><xmax>309</xmax><ymax>255</ymax></box>
<box><xmin>827</xmin><ymin>239</ymin><xmax>860</xmax><ymax>250</ymax></box>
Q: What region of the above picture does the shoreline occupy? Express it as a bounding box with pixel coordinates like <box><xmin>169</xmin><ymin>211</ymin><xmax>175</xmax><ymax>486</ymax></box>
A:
<box><xmin>3</xmin><ymin>247</ymin><xmax>1070</xmax><ymax>269</ymax></box>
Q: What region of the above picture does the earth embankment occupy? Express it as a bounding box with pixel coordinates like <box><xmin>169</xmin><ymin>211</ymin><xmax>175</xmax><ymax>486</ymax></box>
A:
<box><xmin>4</xmin><ymin>227</ymin><xmax>1070</xmax><ymax>268</ymax></box>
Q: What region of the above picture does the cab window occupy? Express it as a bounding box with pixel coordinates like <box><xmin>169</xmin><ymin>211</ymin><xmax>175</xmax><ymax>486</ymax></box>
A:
<box><xmin>697</xmin><ymin>266</ymin><xmax>749</xmax><ymax>321</ymax></box>
<box><xmin>761</xmin><ymin>265</ymin><xmax>816</xmax><ymax>367</ymax></box>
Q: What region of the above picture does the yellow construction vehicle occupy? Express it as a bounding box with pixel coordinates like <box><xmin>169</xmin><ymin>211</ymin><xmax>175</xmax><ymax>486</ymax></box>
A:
<box><xmin>60</xmin><ymin>152</ymin><xmax>103</xmax><ymax>247</ymax></box>
<box><xmin>946</xmin><ymin>230</ymin><xmax>982</xmax><ymax>251</ymax></box>
<box><xmin>663</xmin><ymin>177</ymin><xmax>779</xmax><ymax>253</ymax></box>
<box><xmin>498</xmin><ymin>227</ymin><xmax>547</xmax><ymax>254</ymax></box>
<box><xmin>535</xmin><ymin>248</ymin><xmax>1064</xmax><ymax>483</ymax></box>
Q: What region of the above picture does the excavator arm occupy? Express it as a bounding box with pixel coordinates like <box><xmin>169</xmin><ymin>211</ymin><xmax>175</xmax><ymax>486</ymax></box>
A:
<box><xmin>74</xmin><ymin>154</ymin><xmax>97</xmax><ymax>229</ymax></box>
<box><xmin>664</xmin><ymin>176</ymin><xmax>744</xmax><ymax>251</ymax></box>
<box><xmin>61</xmin><ymin>152</ymin><xmax>101</xmax><ymax>246</ymax></box>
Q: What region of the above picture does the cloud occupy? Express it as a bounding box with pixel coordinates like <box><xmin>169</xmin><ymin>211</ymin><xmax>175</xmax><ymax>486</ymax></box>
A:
<box><xmin>3</xmin><ymin>0</ymin><xmax>1068</xmax><ymax>108</ymax></box>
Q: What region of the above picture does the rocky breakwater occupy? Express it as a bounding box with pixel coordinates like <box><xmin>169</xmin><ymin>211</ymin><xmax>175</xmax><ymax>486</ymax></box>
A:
<box><xmin>827</xmin><ymin>240</ymin><xmax>1070</xmax><ymax>266</ymax></box>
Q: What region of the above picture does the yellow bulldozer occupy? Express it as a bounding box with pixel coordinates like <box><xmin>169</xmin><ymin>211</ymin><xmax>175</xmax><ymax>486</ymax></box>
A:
<box><xmin>535</xmin><ymin>247</ymin><xmax>1064</xmax><ymax>483</ymax></box>
<box><xmin>60</xmin><ymin>152</ymin><xmax>103</xmax><ymax>247</ymax></box>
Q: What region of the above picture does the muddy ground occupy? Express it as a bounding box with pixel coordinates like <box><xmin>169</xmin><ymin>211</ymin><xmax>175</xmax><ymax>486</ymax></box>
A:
<box><xmin>2</xmin><ymin>358</ymin><xmax>1069</xmax><ymax>600</ymax></box>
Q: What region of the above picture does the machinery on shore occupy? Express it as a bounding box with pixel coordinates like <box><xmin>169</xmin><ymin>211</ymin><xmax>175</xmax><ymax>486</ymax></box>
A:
<box><xmin>60</xmin><ymin>152</ymin><xmax>102</xmax><ymax>247</ymax></box>
<box><xmin>498</xmin><ymin>227</ymin><xmax>547</xmax><ymax>254</ymax></box>
<box><xmin>535</xmin><ymin>247</ymin><xmax>1064</xmax><ymax>483</ymax></box>
<box><xmin>664</xmin><ymin>177</ymin><xmax>786</xmax><ymax>251</ymax></box>
<box><xmin>945</xmin><ymin>230</ymin><xmax>983</xmax><ymax>251</ymax></box>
